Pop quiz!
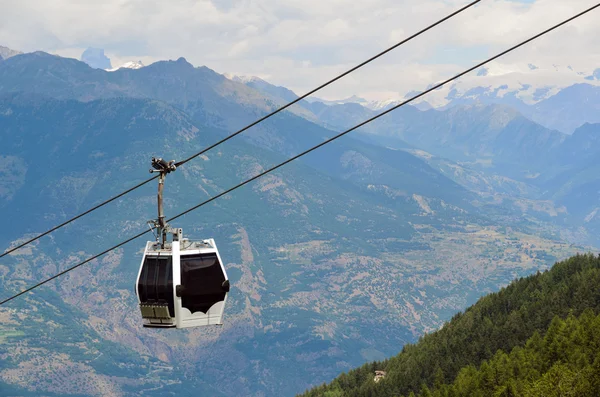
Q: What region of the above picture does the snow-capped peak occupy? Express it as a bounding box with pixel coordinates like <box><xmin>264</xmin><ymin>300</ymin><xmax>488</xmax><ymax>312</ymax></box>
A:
<box><xmin>106</xmin><ymin>61</ymin><xmax>144</xmax><ymax>72</ymax></box>
<box><xmin>224</xmin><ymin>73</ymin><xmax>267</xmax><ymax>84</ymax></box>
<box><xmin>363</xmin><ymin>98</ymin><xmax>403</xmax><ymax>111</ymax></box>
<box><xmin>317</xmin><ymin>62</ymin><xmax>600</xmax><ymax>111</ymax></box>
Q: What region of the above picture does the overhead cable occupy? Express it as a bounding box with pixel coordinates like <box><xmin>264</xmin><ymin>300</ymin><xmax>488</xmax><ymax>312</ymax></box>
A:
<box><xmin>0</xmin><ymin>176</ymin><xmax>158</xmax><ymax>258</ymax></box>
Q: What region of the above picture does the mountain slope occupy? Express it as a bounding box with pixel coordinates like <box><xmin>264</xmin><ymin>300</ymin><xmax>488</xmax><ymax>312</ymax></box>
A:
<box><xmin>408</xmin><ymin>66</ymin><xmax>600</xmax><ymax>134</ymax></box>
<box><xmin>408</xmin><ymin>311</ymin><xmax>600</xmax><ymax>396</ymax></box>
<box><xmin>527</xmin><ymin>84</ymin><xmax>600</xmax><ymax>134</ymax></box>
<box><xmin>439</xmin><ymin>82</ymin><xmax>600</xmax><ymax>134</ymax></box>
<box><xmin>299</xmin><ymin>99</ymin><xmax>566</xmax><ymax>177</ymax></box>
<box><xmin>227</xmin><ymin>74</ymin><xmax>300</xmax><ymax>104</ymax></box>
<box><xmin>0</xmin><ymin>52</ymin><xmax>592</xmax><ymax>396</ymax></box>
<box><xmin>0</xmin><ymin>51</ymin><xmax>311</xmax><ymax>131</ymax></box>
<box><xmin>0</xmin><ymin>52</ymin><xmax>479</xmax><ymax>213</ymax></box>
<box><xmin>0</xmin><ymin>94</ymin><xmax>574</xmax><ymax>395</ymax></box>
<box><xmin>0</xmin><ymin>93</ymin><xmax>422</xmax><ymax>396</ymax></box>
<box><xmin>301</xmin><ymin>253</ymin><xmax>600</xmax><ymax>397</ymax></box>
<box><xmin>0</xmin><ymin>92</ymin><xmax>201</xmax><ymax>232</ymax></box>
<box><xmin>0</xmin><ymin>93</ymin><xmax>575</xmax><ymax>396</ymax></box>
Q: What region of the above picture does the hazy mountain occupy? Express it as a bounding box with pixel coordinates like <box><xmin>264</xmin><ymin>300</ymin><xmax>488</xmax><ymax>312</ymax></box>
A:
<box><xmin>252</xmin><ymin>91</ymin><xmax>568</xmax><ymax>182</ymax></box>
<box><xmin>528</xmin><ymin>84</ymin><xmax>600</xmax><ymax>134</ymax></box>
<box><xmin>225</xmin><ymin>73</ymin><xmax>324</xmax><ymax>124</ymax></box>
<box><xmin>360</xmin><ymin>107</ymin><xmax>600</xmax><ymax>240</ymax></box>
<box><xmin>0</xmin><ymin>51</ymin><xmax>314</xmax><ymax>132</ymax></box>
<box><xmin>441</xmin><ymin>81</ymin><xmax>600</xmax><ymax>134</ymax></box>
<box><xmin>535</xmin><ymin>123</ymin><xmax>600</xmax><ymax>229</ymax></box>
<box><xmin>81</xmin><ymin>47</ymin><xmax>112</xmax><ymax>69</ymax></box>
<box><xmin>305</xmin><ymin>95</ymin><xmax>399</xmax><ymax>111</ymax></box>
<box><xmin>437</xmin><ymin>82</ymin><xmax>600</xmax><ymax>134</ymax></box>
<box><xmin>314</xmin><ymin>63</ymin><xmax>600</xmax><ymax>134</ymax></box>
<box><xmin>0</xmin><ymin>45</ymin><xmax>22</xmax><ymax>61</ymax></box>
<box><xmin>226</xmin><ymin>74</ymin><xmax>299</xmax><ymax>104</ymax></box>
<box><xmin>319</xmin><ymin>81</ymin><xmax>600</xmax><ymax>135</ymax></box>
<box><xmin>300</xmin><ymin>96</ymin><xmax>600</xmax><ymax>247</ymax></box>
<box><xmin>315</xmin><ymin>102</ymin><xmax>566</xmax><ymax>178</ymax></box>
<box><xmin>304</xmin><ymin>94</ymin><xmax>370</xmax><ymax>106</ymax></box>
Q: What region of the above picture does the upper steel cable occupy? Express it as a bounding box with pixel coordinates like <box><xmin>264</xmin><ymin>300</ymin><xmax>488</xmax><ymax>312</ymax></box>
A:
<box><xmin>0</xmin><ymin>176</ymin><xmax>159</xmax><ymax>258</ymax></box>
<box><xmin>0</xmin><ymin>0</ymin><xmax>481</xmax><ymax>258</ymax></box>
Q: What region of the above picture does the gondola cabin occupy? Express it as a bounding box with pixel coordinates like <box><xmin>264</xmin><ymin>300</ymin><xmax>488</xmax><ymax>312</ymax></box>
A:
<box><xmin>135</xmin><ymin>229</ymin><xmax>230</xmax><ymax>328</ymax></box>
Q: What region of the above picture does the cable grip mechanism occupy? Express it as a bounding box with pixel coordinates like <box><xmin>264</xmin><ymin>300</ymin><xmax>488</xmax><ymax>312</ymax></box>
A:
<box><xmin>148</xmin><ymin>157</ymin><xmax>177</xmax><ymax>248</ymax></box>
<box><xmin>149</xmin><ymin>157</ymin><xmax>177</xmax><ymax>174</ymax></box>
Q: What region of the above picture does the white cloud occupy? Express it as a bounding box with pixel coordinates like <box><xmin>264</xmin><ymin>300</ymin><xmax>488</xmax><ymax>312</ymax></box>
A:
<box><xmin>1</xmin><ymin>0</ymin><xmax>599</xmax><ymax>100</ymax></box>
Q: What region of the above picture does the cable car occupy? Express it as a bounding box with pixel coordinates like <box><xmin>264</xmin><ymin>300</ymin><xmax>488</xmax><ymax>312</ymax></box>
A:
<box><xmin>134</xmin><ymin>157</ymin><xmax>230</xmax><ymax>328</ymax></box>
<box><xmin>136</xmin><ymin>231</ymin><xmax>230</xmax><ymax>328</ymax></box>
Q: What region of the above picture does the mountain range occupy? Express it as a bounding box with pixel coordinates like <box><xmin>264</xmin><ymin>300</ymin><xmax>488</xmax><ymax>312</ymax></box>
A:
<box><xmin>0</xmin><ymin>47</ymin><xmax>599</xmax><ymax>396</ymax></box>
<box><xmin>0</xmin><ymin>45</ymin><xmax>22</xmax><ymax>61</ymax></box>
<box><xmin>81</xmin><ymin>47</ymin><xmax>112</xmax><ymax>70</ymax></box>
<box><xmin>231</xmin><ymin>72</ymin><xmax>600</xmax><ymax>245</ymax></box>
<box><xmin>230</xmin><ymin>62</ymin><xmax>600</xmax><ymax>134</ymax></box>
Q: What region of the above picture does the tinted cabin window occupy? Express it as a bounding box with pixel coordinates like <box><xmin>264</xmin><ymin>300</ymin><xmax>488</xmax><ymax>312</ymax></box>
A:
<box><xmin>180</xmin><ymin>253</ymin><xmax>226</xmax><ymax>314</ymax></box>
<box><xmin>137</xmin><ymin>255</ymin><xmax>174</xmax><ymax>317</ymax></box>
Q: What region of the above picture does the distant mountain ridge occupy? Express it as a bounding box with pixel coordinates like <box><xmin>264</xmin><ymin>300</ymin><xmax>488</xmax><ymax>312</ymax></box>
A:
<box><xmin>0</xmin><ymin>45</ymin><xmax>22</xmax><ymax>60</ymax></box>
<box><xmin>0</xmin><ymin>51</ymin><xmax>315</xmax><ymax>132</ymax></box>
<box><xmin>81</xmin><ymin>47</ymin><xmax>112</xmax><ymax>69</ymax></box>
<box><xmin>291</xmin><ymin>63</ymin><xmax>600</xmax><ymax>134</ymax></box>
<box><xmin>232</xmin><ymin>73</ymin><xmax>600</xmax><ymax>235</ymax></box>
<box><xmin>5</xmin><ymin>51</ymin><xmax>600</xmax><ymax>244</ymax></box>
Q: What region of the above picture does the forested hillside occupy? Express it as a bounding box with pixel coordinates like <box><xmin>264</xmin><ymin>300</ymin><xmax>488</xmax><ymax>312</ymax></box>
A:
<box><xmin>409</xmin><ymin>311</ymin><xmax>600</xmax><ymax>396</ymax></box>
<box><xmin>301</xmin><ymin>253</ymin><xmax>600</xmax><ymax>396</ymax></box>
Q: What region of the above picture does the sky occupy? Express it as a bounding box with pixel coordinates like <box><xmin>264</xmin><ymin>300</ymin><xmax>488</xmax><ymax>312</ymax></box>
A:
<box><xmin>1</xmin><ymin>0</ymin><xmax>599</xmax><ymax>101</ymax></box>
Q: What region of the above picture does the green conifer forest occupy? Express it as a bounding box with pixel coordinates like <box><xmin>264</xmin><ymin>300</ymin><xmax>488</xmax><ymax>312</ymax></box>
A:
<box><xmin>300</xmin><ymin>253</ymin><xmax>600</xmax><ymax>396</ymax></box>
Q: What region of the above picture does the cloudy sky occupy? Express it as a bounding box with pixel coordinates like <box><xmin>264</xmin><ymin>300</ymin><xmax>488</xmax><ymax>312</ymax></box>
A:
<box><xmin>1</xmin><ymin>0</ymin><xmax>599</xmax><ymax>101</ymax></box>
